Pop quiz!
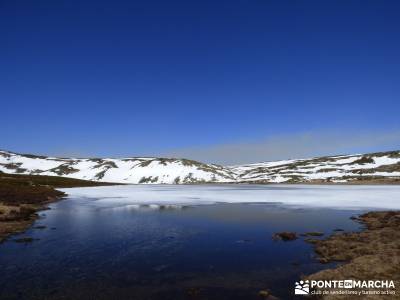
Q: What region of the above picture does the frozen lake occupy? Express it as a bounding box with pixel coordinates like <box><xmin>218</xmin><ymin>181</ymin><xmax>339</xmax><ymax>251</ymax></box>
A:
<box><xmin>0</xmin><ymin>184</ymin><xmax>398</xmax><ymax>299</ymax></box>
<box><xmin>61</xmin><ymin>184</ymin><xmax>400</xmax><ymax>210</ymax></box>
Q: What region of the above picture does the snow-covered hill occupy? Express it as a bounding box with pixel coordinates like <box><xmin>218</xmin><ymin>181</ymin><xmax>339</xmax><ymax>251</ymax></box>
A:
<box><xmin>1</xmin><ymin>150</ymin><xmax>400</xmax><ymax>184</ymax></box>
<box><xmin>0</xmin><ymin>150</ymin><xmax>236</xmax><ymax>184</ymax></box>
<box><xmin>230</xmin><ymin>150</ymin><xmax>400</xmax><ymax>183</ymax></box>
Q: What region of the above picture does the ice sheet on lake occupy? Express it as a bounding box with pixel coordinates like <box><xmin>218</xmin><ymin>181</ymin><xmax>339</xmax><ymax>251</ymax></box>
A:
<box><xmin>59</xmin><ymin>184</ymin><xmax>400</xmax><ymax>210</ymax></box>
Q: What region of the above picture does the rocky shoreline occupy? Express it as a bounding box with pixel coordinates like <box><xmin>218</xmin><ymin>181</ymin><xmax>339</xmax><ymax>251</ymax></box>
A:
<box><xmin>0</xmin><ymin>172</ymin><xmax>115</xmax><ymax>243</ymax></box>
<box><xmin>306</xmin><ymin>211</ymin><xmax>400</xmax><ymax>299</ymax></box>
<box><xmin>0</xmin><ymin>198</ymin><xmax>61</xmax><ymax>243</ymax></box>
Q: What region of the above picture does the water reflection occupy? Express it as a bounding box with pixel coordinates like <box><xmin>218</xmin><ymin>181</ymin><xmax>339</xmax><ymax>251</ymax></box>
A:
<box><xmin>0</xmin><ymin>197</ymin><xmax>363</xmax><ymax>300</ymax></box>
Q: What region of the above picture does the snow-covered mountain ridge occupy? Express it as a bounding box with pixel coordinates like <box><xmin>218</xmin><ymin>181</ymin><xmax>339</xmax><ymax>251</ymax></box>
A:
<box><xmin>0</xmin><ymin>150</ymin><xmax>399</xmax><ymax>184</ymax></box>
<box><xmin>230</xmin><ymin>150</ymin><xmax>400</xmax><ymax>183</ymax></box>
<box><xmin>0</xmin><ymin>150</ymin><xmax>236</xmax><ymax>184</ymax></box>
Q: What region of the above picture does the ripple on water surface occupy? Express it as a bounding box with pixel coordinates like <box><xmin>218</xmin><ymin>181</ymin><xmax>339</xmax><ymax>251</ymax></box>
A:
<box><xmin>0</xmin><ymin>187</ymin><xmax>369</xmax><ymax>300</ymax></box>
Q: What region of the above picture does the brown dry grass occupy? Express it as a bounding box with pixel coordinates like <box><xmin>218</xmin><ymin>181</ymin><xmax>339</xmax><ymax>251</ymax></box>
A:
<box><xmin>0</xmin><ymin>203</ymin><xmax>40</xmax><ymax>242</ymax></box>
<box><xmin>307</xmin><ymin>211</ymin><xmax>400</xmax><ymax>299</ymax></box>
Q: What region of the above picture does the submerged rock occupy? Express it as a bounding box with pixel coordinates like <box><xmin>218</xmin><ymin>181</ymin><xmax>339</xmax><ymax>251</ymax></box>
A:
<box><xmin>301</xmin><ymin>231</ymin><xmax>324</xmax><ymax>237</ymax></box>
<box><xmin>258</xmin><ymin>290</ymin><xmax>270</xmax><ymax>298</ymax></box>
<box><xmin>187</xmin><ymin>287</ymin><xmax>202</xmax><ymax>297</ymax></box>
<box><xmin>14</xmin><ymin>237</ymin><xmax>36</xmax><ymax>243</ymax></box>
<box><xmin>34</xmin><ymin>225</ymin><xmax>47</xmax><ymax>229</ymax></box>
<box><xmin>272</xmin><ymin>231</ymin><xmax>297</xmax><ymax>241</ymax></box>
<box><xmin>304</xmin><ymin>238</ymin><xmax>320</xmax><ymax>244</ymax></box>
<box><xmin>258</xmin><ymin>290</ymin><xmax>279</xmax><ymax>299</ymax></box>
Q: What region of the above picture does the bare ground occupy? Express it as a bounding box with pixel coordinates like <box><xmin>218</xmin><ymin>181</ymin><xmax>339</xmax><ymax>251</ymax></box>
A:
<box><xmin>307</xmin><ymin>211</ymin><xmax>400</xmax><ymax>299</ymax></box>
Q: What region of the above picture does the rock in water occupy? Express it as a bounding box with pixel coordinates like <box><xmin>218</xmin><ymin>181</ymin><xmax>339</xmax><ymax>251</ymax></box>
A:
<box><xmin>272</xmin><ymin>231</ymin><xmax>297</xmax><ymax>241</ymax></box>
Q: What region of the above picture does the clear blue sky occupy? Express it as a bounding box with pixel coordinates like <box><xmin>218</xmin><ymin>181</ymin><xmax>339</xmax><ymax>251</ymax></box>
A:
<box><xmin>1</xmin><ymin>0</ymin><xmax>400</xmax><ymax>163</ymax></box>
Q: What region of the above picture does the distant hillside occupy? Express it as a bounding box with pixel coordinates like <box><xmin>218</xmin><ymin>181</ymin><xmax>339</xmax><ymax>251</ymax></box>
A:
<box><xmin>0</xmin><ymin>150</ymin><xmax>236</xmax><ymax>184</ymax></box>
<box><xmin>230</xmin><ymin>150</ymin><xmax>400</xmax><ymax>184</ymax></box>
<box><xmin>1</xmin><ymin>150</ymin><xmax>399</xmax><ymax>184</ymax></box>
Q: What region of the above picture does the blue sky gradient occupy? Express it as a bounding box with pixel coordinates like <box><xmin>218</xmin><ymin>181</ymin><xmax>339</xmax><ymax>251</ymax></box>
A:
<box><xmin>1</xmin><ymin>0</ymin><xmax>399</xmax><ymax>162</ymax></box>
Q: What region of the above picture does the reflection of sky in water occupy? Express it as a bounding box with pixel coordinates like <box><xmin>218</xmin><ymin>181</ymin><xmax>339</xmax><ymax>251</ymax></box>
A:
<box><xmin>0</xmin><ymin>188</ymin><xmax>367</xmax><ymax>300</ymax></box>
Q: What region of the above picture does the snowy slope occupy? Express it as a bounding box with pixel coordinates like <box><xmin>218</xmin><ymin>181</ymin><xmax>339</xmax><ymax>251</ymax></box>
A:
<box><xmin>0</xmin><ymin>150</ymin><xmax>236</xmax><ymax>184</ymax></box>
<box><xmin>230</xmin><ymin>151</ymin><xmax>400</xmax><ymax>183</ymax></box>
<box><xmin>1</xmin><ymin>150</ymin><xmax>400</xmax><ymax>184</ymax></box>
